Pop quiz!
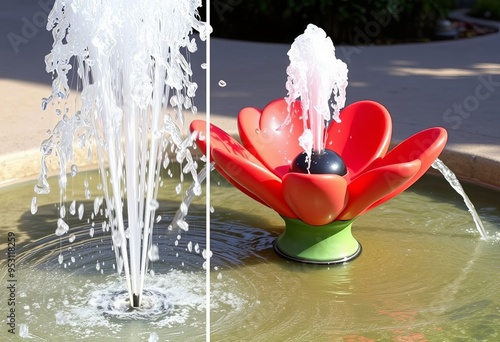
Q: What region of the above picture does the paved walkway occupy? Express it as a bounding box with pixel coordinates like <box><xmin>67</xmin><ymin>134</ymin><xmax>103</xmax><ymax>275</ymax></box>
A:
<box><xmin>1</xmin><ymin>4</ymin><xmax>499</xmax><ymax>188</ymax></box>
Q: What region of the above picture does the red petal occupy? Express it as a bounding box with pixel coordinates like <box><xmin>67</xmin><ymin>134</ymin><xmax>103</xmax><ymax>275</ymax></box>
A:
<box><xmin>326</xmin><ymin>101</ymin><xmax>392</xmax><ymax>179</ymax></box>
<box><xmin>238</xmin><ymin>99</ymin><xmax>304</xmax><ymax>177</ymax></box>
<box><xmin>282</xmin><ymin>173</ymin><xmax>348</xmax><ymax>226</ymax></box>
<box><xmin>190</xmin><ymin>120</ymin><xmax>258</xmax><ymax>163</ymax></box>
<box><xmin>338</xmin><ymin>160</ymin><xmax>421</xmax><ymax>220</ymax></box>
<box><xmin>365</xmin><ymin>127</ymin><xmax>447</xmax><ymax>211</ymax></box>
<box><xmin>212</xmin><ymin>148</ymin><xmax>297</xmax><ymax>218</ymax></box>
<box><xmin>214</xmin><ymin>167</ymin><xmax>268</xmax><ymax>207</ymax></box>
<box><xmin>190</xmin><ymin>120</ymin><xmax>269</xmax><ymax>206</ymax></box>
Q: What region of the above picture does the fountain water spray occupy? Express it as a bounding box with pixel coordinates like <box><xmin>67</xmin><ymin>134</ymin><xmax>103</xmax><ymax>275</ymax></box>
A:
<box><xmin>285</xmin><ymin>24</ymin><xmax>349</xmax><ymax>175</ymax></box>
<box><xmin>432</xmin><ymin>158</ymin><xmax>488</xmax><ymax>239</ymax></box>
<box><xmin>37</xmin><ymin>0</ymin><xmax>208</xmax><ymax>308</ymax></box>
<box><xmin>285</xmin><ymin>24</ymin><xmax>348</xmax><ymax>156</ymax></box>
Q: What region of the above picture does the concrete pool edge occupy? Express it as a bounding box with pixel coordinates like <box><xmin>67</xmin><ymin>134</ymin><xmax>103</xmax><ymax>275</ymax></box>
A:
<box><xmin>2</xmin><ymin>116</ymin><xmax>500</xmax><ymax>192</ymax></box>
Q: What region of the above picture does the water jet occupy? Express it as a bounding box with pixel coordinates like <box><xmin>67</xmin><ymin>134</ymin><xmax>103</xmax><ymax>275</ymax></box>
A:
<box><xmin>36</xmin><ymin>0</ymin><xmax>209</xmax><ymax>309</ymax></box>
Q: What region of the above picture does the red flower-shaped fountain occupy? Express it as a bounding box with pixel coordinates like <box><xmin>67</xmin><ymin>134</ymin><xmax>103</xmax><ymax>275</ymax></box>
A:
<box><xmin>190</xmin><ymin>98</ymin><xmax>447</xmax><ymax>264</ymax></box>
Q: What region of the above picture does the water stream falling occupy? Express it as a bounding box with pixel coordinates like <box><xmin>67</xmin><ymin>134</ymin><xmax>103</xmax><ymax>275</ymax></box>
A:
<box><xmin>432</xmin><ymin>158</ymin><xmax>488</xmax><ymax>239</ymax></box>
<box><xmin>35</xmin><ymin>0</ymin><xmax>208</xmax><ymax>308</ymax></box>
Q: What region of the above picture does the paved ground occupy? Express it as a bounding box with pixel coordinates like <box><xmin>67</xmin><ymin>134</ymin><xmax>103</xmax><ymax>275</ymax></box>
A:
<box><xmin>1</xmin><ymin>3</ymin><xmax>499</xmax><ymax>188</ymax></box>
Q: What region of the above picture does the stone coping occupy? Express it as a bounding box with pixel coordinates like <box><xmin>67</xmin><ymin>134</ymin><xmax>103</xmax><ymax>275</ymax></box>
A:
<box><xmin>2</xmin><ymin>113</ymin><xmax>499</xmax><ymax>192</ymax></box>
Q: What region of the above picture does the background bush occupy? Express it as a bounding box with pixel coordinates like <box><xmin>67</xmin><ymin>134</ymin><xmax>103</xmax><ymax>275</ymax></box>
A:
<box><xmin>469</xmin><ymin>0</ymin><xmax>500</xmax><ymax>20</ymax></box>
<box><xmin>208</xmin><ymin>0</ymin><xmax>455</xmax><ymax>44</ymax></box>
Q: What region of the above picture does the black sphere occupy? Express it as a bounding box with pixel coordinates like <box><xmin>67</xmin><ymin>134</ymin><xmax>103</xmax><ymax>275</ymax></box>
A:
<box><xmin>291</xmin><ymin>150</ymin><xmax>347</xmax><ymax>175</ymax></box>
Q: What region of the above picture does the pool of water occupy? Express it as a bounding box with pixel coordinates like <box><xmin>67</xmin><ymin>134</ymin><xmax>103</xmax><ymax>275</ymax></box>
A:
<box><xmin>1</xmin><ymin>170</ymin><xmax>499</xmax><ymax>340</ymax></box>
<box><xmin>208</xmin><ymin>172</ymin><xmax>500</xmax><ymax>341</ymax></box>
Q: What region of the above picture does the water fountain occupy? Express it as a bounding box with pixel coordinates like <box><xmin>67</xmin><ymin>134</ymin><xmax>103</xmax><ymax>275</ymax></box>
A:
<box><xmin>191</xmin><ymin>25</ymin><xmax>450</xmax><ymax>264</ymax></box>
<box><xmin>34</xmin><ymin>0</ymin><xmax>210</xmax><ymax>310</ymax></box>
<box><xmin>0</xmin><ymin>0</ymin><xmax>211</xmax><ymax>338</ymax></box>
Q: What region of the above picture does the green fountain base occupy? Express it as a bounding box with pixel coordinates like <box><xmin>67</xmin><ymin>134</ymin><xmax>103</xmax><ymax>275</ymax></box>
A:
<box><xmin>274</xmin><ymin>217</ymin><xmax>361</xmax><ymax>264</ymax></box>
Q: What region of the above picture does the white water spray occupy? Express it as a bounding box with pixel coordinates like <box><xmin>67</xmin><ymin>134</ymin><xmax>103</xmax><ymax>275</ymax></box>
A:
<box><xmin>285</xmin><ymin>24</ymin><xmax>348</xmax><ymax>155</ymax></box>
<box><xmin>38</xmin><ymin>0</ymin><xmax>209</xmax><ymax>308</ymax></box>
<box><xmin>432</xmin><ymin>158</ymin><xmax>488</xmax><ymax>239</ymax></box>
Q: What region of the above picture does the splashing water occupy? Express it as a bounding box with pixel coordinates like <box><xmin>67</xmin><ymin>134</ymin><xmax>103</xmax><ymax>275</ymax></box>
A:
<box><xmin>285</xmin><ymin>24</ymin><xmax>348</xmax><ymax>155</ymax></box>
<box><xmin>38</xmin><ymin>0</ymin><xmax>209</xmax><ymax>307</ymax></box>
<box><xmin>432</xmin><ymin>158</ymin><xmax>488</xmax><ymax>239</ymax></box>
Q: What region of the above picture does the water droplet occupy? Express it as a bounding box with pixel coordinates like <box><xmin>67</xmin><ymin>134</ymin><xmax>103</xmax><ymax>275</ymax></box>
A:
<box><xmin>93</xmin><ymin>196</ymin><xmax>102</xmax><ymax>215</ymax></box>
<box><xmin>70</xmin><ymin>164</ymin><xmax>78</xmax><ymax>177</ymax></box>
<box><xmin>59</xmin><ymin>205</ymin><xmax>66</xmax><ymax>218</ymax></box>
<box><xmin>30</xmin><ymin>197</ymin><xmax>38</xmax><ymax>215</ymax></box>
<box><xmin>187</xmin><ymin>241</ymin><xmax>193</xmax><ymax>252</ymax></box>
<box><xmin>255</xmin><ymin>129</ymin><xmax>261</xmax><ymax>134</ymax></box>
<box><xmin>41</xmin><ymin>98</ymin><xmax>48</xmax><ymax>110</ymax></box>
<box><xmin>148</xmin><ymin>244</ymin><xmax>159</xmax><ymax>261</ymax></box>
<box><xmin>155</xmin><ymin>215</ymin><xmax>162</xmax><ymax>223</ymax></box>
<box><xmin>194</xmin><ymin>243</ymin><xmax>200</xmax><ymax>254</ymax></box>
<box><xmin>218</xmin><ymin>80</ymin><xmax>227</xmax><ymax>87</ymax></box>
<box><xmin>176</xmin><ymin>219</ymin><xmax>189</xmax><ymax>231</ymax></box>
<box><xmin>78</xmin><ymin>203</ymin><xmax>84</xmax><ymax>220</ymax></box>
<box><xmin>58</xmin><ymin>254</ymin><xmax>64</xmax><ymax>264</ymax></box>
<box><xmin>95</xmin><ymin>261</ymin><xmax>100</xmax><ymax>271</ymax></box>
<box><xmin>201</xmin><ymin>63</ymin><xmax>207</xmax><ymax>69</ymax></box>
<box><xmin>217</xmin><ymin>273</ymin><xmax>222</xmax><ymax>280</ymax></box>
<box><xmin>69</xmin><ymin>200</ymin><xmax>76</xmax><ymax>215</ymax></box>
<box><xmin>210</xmin><ymin>206</ymin><xmax>214</xmax><ymax>213</ymax></box>
<box><xmin>89</xmin><ymin>227</ymin><xmax>94</xmax><ymax>237</ymax></box>
<box><xmin>175</xmin><ymin>183</ymin><xmax>182</xmax><ymax>194</ymax></box>
<box><xmin>55</xmin><ymin>218</ymin><xmax>69</xmax><ymax>236</ymax></box>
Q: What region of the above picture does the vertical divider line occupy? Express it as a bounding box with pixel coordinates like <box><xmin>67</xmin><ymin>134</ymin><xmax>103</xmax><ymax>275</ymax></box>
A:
<box><xmin>205</xmin><ymin>2</ymin><xmax>211</xmax><ymax>340</ymax></box>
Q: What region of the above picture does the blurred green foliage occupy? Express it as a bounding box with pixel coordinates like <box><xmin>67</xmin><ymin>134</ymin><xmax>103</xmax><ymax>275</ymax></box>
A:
<box><xmin>208</xmin><ymin>0</ymin><xmax>455</xmax><ymax>44</ymax></box>
<box><xmin>470</xmin><ymin>0</ymin><xmax>500</xmax><ymax>20</ymax></box>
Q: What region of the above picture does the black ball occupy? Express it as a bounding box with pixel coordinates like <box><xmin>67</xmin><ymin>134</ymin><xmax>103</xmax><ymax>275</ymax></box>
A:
<box><xmin>291</xmin><ymin>150</ymin><xmax>347</xmax><ymax>175</ymax></box>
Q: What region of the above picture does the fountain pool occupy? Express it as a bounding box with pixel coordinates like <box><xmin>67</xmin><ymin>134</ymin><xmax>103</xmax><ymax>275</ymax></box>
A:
<box><xmin>1</xmin><ymin>166</ymin><xmax>499</xmax><ymax>340</ymax></box>
<box><xmin>1</xmin><ymin>169</ymin><xmax>207</xmax><ymax>340</ymax></box>
<box><xmin>208</xmin><ymin>171</ymin><xmax>500</xmax><ymax>341</ymax></box>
